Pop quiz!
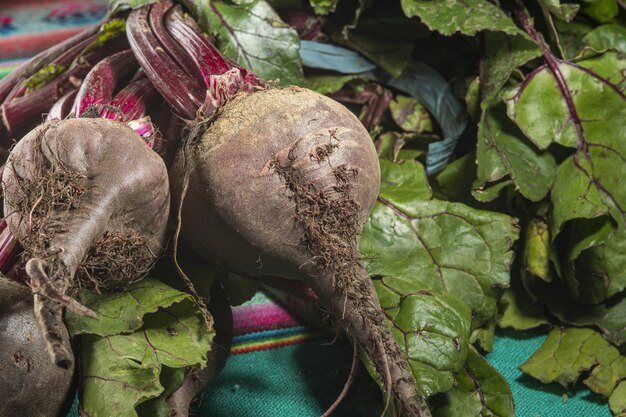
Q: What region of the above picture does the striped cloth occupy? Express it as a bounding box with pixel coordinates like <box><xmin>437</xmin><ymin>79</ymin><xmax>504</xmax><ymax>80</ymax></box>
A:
<box><xmin>1</xmin><ymin>3</ymin><xmax>613</xmax><ymax>416</ymax></box>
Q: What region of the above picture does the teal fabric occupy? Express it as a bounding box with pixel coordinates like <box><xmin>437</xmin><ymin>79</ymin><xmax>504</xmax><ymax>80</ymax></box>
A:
<box><xmin>487</xmin><ymin>329</ymin><xmax>611</xmax><ymax>417</ymax></box>
<box><xmin>64</xmin><ymin>329</ymin><xmax>613</xmax><ymax>416</ymax></box>
<box><xmin>198</xmin><ymin>341</ymin><xmax>356</xmax><ymax>416</ymax></box>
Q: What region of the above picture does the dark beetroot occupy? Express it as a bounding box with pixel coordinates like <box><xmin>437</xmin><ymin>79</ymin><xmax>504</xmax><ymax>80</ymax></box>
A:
<box><xmin>0</xmin><ymin>276</ymin><xmax>74</xmax><ymax>417</ymax></box>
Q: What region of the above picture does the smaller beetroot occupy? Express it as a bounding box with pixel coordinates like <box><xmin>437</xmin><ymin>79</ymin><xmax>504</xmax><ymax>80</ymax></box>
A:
<box><xmin>2</xmin><ymin>118</ymin><xmax>170</xmax><ymax>368</ymax></box>
<box><xmin>0</xmin><ymin>276</ymin><xmax>74</xmax><ymax>417</ymax></box>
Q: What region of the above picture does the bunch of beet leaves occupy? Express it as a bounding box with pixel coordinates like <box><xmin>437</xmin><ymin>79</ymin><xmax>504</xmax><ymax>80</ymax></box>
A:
<box><xmin>0</xmin><ymin>0</ymin><xmax>625</xmax><ymax>416</ymax></box>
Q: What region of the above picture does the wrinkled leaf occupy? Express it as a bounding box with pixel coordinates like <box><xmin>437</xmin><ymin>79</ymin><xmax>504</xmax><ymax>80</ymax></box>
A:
<box><xmin>76</xmin><ymin>280</ymin><xmax>214</xmax><ymax>417</ymax></box>
<box><xmin>522</xmin><ymin>327</ymin><xmax>626</xmax><ymax>408</ymax></box>
<box><xmin>520</xmin><ymin>327</ymin><xmax>615</xmax><ymax>387</ymax></box>
<box><xmin>389</xmin><ymin>95</ymin><xmax>433</xmax><ymax>133</ymax></box>
<box><xmin>66</xmin><ymin>279</ymin><xmax>192</xmax><ymax>337</ymax></box>
<box><xmin>361</xmin><ymin>159</ymin><xmax>518</xmax><ymax>396</ymax></box>
<box><xmin>400</xmin><ymin>0</ymin><xmax>524</xmax><ymax>36</ymax></box>
<box><xmin>473</xmin><ymin>103</ymin><xmax>556</xmax><ymax>202</ymax></box>
<box><xmin>432</xmin><ymin>347</ymin><xmax>514</xmax><ymax>417</ymax></box>
<box><xmin>193</xmin><ymin>0</ymin><xmax>302</xmax><ymax>84</ymax></box>
<box><xmin>481</xmin><ymin>31</ymin><xmax>541</xmax><ymax>105</ymax></box>
<box><xmin>503</xmin><ymin>59</ymin><xmax>626</xmax><ymax>233</ymax></box>
<box><xmin>375</xmin><ymin>290</ymin><xmax>472</xmax><ymax>397</ymax></box>
<box><xmin>584</xmin><ymin>24</ymin><xmax>626</xmax><ymax>53</ymax></box>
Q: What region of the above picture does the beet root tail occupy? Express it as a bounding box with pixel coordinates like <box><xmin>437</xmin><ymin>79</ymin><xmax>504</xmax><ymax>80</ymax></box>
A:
<box><xmin>26</xmin><ymin>258</ymin><xmax>95</xmax><ymax>368</ymax></box>
<box><xmin>310</xmin><ymin>265</ymin><xmax>432</xmax><ymax>417</ymax></box>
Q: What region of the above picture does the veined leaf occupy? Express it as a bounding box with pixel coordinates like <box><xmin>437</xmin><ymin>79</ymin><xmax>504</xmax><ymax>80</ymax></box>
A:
<box><xmin>432</xmin><ymin>347</ymin><xmax>514</xmax><ymax>417</ymax></box>
<box><xmin>472</xmin><ymin>102</ymin><xmax>556</xmax><ymax>202</ymax></box>
<box><xmin>360</xmin><ymin>159</ymin><xmax>518</xmax><ymax>396</ymax></box>
<box><xmin>69</xmin><ymin>279</ymin><xmax>214</xmax><ymax>417</ymax></box>
<box><xmin>400</xmin><ymin>0</ymin><xmax>523</xmax><ymax>37</ymax></box>
<box><xmin>190</xmin><ymin>0</ymin><xmax>303</xmax><ymax>84</ymax></box>
<box><xmin>503</xmin><ymin>57</ymin><xmax>626</xmax><ymax>234</ymax></box>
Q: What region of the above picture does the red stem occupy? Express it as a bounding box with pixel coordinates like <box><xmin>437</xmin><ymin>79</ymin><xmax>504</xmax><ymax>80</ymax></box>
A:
<box><xmin>149</xmin><ymin>1</ymin><xmax>206</xmax><ymax>91</ymax></box>
<box><xmin>126</xmin><ymin>4</ymin><xmax>204</xmax><ymax>120</ymax></box>
<box><xmin>72</xmin><ymin>49</ymin><xmax>138</xmax><ymax>116</ymax></box>
<box><xmin>512</xmin><ymin>2</ymin><xmax>587</xmax><ymax>152</ymax></box>
<box><xmin>46</xmin><ymin>89</ymin><xmax>79</xmax><ymax>121</ymax></box>
<box><xmin>103</xmin><ymin>75</ymin><xmax>161</xmax><ymax>122</ymax></box>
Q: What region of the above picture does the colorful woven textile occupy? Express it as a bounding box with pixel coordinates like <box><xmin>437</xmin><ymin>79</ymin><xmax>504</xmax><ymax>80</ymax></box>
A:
<box><xmin>0</xmin><ymin>2</ymin><xmax>613</xmax><ymax>416</ymax></box>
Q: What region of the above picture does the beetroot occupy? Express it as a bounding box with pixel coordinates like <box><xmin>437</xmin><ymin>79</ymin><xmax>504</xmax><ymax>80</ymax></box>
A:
<box><xmin>168</xmin><ymin>88</ymin><xmax>428</xmax><ymax>416</ymax></box>
<box><xmin>2</xmin><ymin>118</ymin><xmax>170</xmax><ymax>368</ymax></box>
<box><xmin>0</xmin><ymin>276</ymin><xmax>74</xmax><ymax>417</ymax></box>
<box><xmin>124</xmin><ymin>3</ymin><xmax>430</xmax><ymax>414</ymax></box>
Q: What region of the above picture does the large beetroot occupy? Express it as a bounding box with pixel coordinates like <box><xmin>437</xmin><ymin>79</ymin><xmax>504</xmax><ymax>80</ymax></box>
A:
<box><xmin>126</xmin><ymin>3</ymin><xmax>430</xmax><ymax>414</ymax></box>
<box><xmin>2</xmin><ymin>118</ymin><xmax>170</xmax><ymax>368</ymax></box>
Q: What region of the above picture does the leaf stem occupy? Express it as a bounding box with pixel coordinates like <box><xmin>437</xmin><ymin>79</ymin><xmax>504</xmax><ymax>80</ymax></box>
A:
<box><xmin>512</xmin><ymin>1</ymin><xmax>587</xmax><ymax>152</ymax></box>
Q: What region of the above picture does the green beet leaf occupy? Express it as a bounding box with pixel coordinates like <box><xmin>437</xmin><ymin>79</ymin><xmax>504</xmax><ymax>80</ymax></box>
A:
<box><xmin>190</xmin><ymin>0</ymin><xmax>302</xmax><ymax>85</ymax></box>
<box><xmin>472</xmin><ymin>102</ymin><xmax>556</xmax><ymax>203</ymax></box>
<box><xmin>303</xmin><ymin>75</ymin><xmax>362</xmax><ymax>95</ymax></box>
<box><xmin>470</xmin><ymin>316</ymin><xmax>496</xmax><ymax>353</ymax></box>
<box><xmin>66</xmin><ymin>279</ymin><xmax>192</xmax><ymax>336</ymax></box>
<box><xmin>582</xmin><ymin>0</ymin><xmax>619</xmax><ymax>23</ymax></box>
<box><xmin>400</xmin><ymin>0</ymin><xmax>523</xmax><ymax>37</ymax></box>
<box><xmin>432</xmin><ymin>347</ymin><xmax>514</xmax><ymax>417</ymax></box>
<box><xmin>136</xmin><ymin>367</ymin><xmax>186</xmax><ymax>417</ymax></box>
<box><xmin>549</xmin><ymin>290</ymin><xmax>626</xmax><ymax>346</ymax></box>
<box><xmin>521</xmin><ymin>327</ymin><xmax>626</xmax><ymax>412</ymax></box>
<box><xmin>539</xmin><ymin>0</ymin><xmax>580</xmax><ymax>22</ymax></box>
<box><xmin>609</xmin><ymin>381</ymin><xmax>626</xmax><ymax>416</ymax></box>
<box><xmin>69</xmin><ymin>279</ymin><xmax>214</xmax><ymax>417</ymax></box>
<box><xmin>360</xmin><ymin>159</ymin><xmax>518</xmax><ymax>396</ymax></box>
<box><xmin>503</xmin><ymin>55</ymin><xmax>626</xmax><ymax>234</ymax></box>
<box><xmin>584</xmin><ymin>24</ymin><xmax>626</xmax><ymax>53</ymax></box>
<box><xmin>498</xmin><ymin>288</ymin><xmax>549</xmax><ymax>331</ymax></box>
<box><xmin>563</xmin><ymin>226</ymin><xmax>626</xmax><ymax>304</ymax></box>
<box><xmin>481</xmin><ymin>31</ymin><xmax>540</xmax><ymax>105</ymax></box>
<box><xmin>310</xmin><ymin>0</ymin><xmax>338</xmax><ymax>14</ymax></box>
<box><xmin>521</xmin><ymin>328</ymin><xmax>621</xmax><ymax>388</ymax></box>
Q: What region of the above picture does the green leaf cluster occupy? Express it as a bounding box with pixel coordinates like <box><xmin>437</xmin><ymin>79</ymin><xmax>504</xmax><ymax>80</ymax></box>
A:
<box><xmin>66</xmin><ymin>279</ymin><xmax>215</xmax><ymax>417</ymax></box>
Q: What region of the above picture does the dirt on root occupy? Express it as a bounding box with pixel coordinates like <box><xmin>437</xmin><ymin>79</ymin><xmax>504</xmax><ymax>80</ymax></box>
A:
<box><xmin>5</xmin><ymin>129</ymin><xmax>153</xmax><ymax>293</ymax></box>
<box><xmin>270</xmin><ymin>145</ymin><xmax>361</xmax><ymax>291</ymax></box>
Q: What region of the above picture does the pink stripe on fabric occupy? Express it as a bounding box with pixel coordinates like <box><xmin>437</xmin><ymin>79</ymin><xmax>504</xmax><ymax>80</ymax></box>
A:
<box><xmin>232</xmin><ymin>302</ymin><xmax>299</xmax><ymax>335</ymax></box>
<box><xmin>0</xmin><ymin>28</ymin><xmax>90</xmax><ymax>59</ymax></box>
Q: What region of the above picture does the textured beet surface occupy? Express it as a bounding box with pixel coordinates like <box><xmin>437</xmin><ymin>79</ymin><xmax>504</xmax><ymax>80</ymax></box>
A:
<box><xmin>0</xmin><ymin>277</ymin><xmax>74</xmax><ymax>417</ymax></box>
<box><xmin>2</xmin><ymin>117</ymin><xmax>170</xmax><ymax>368</ymax></box>
<box><xmin>170</xmin><ymin>87</ymin><xmax>430</xmax><ymax>416</ymax></box>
